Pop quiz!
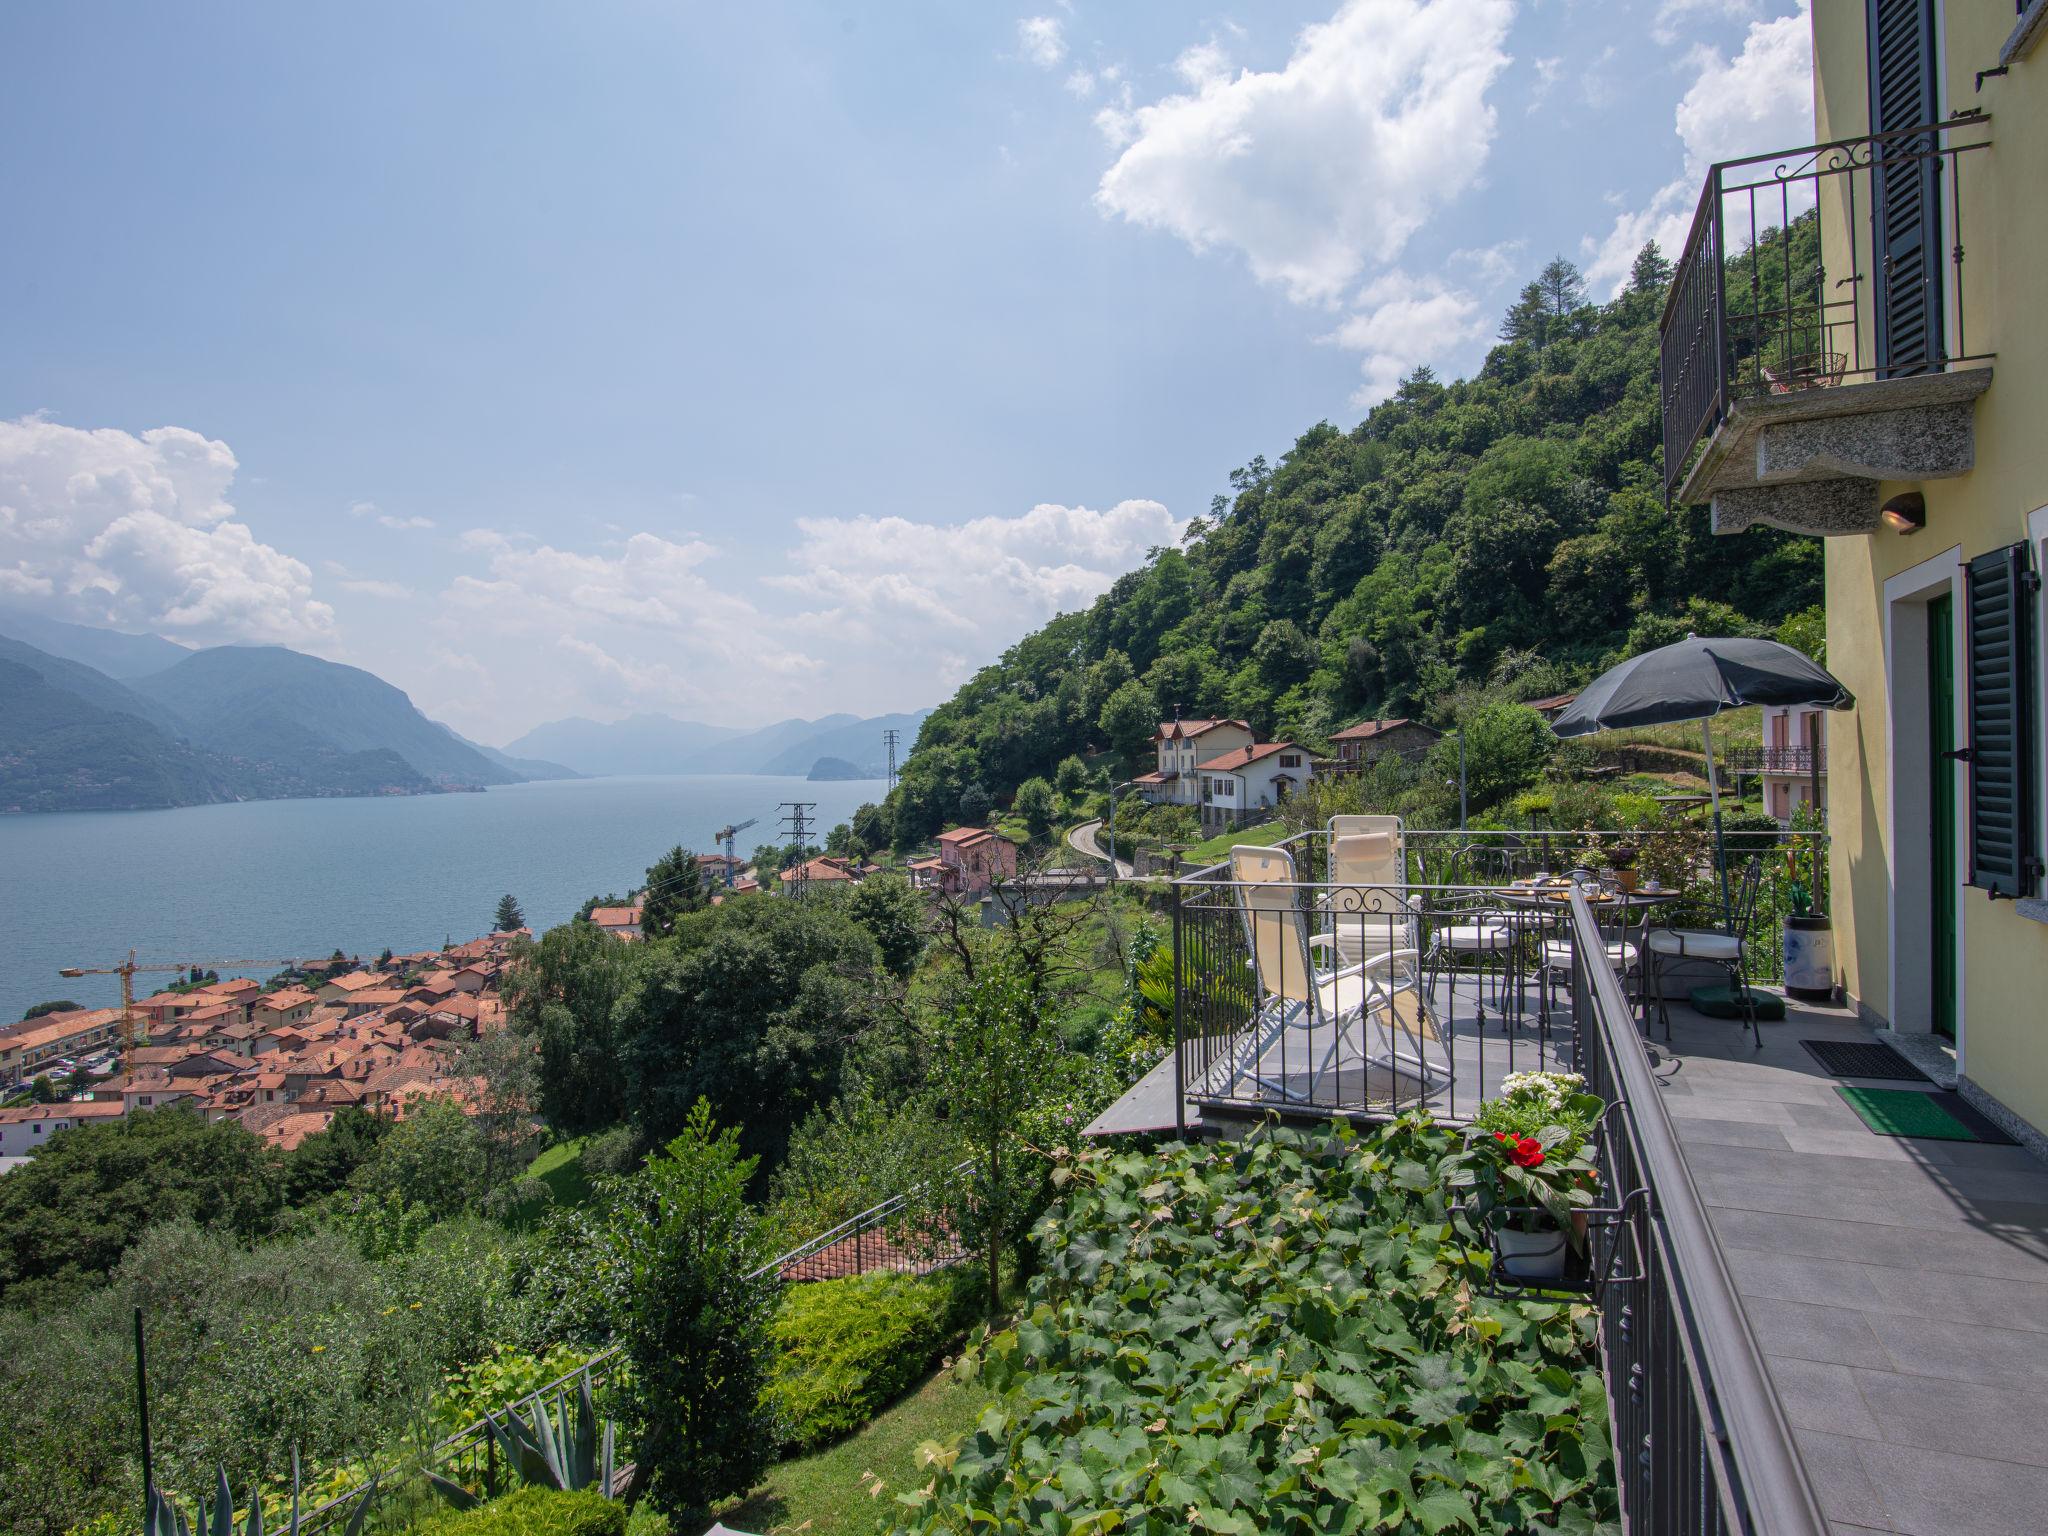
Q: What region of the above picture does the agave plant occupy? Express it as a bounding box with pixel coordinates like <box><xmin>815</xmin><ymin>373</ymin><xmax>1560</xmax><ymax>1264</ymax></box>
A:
<box><xmin>427</xmin><ymin>1372</ymin><xmax>616</xmax><ymax>1509</ymax></box>
<box><xmin>146</xmin><ymin>1454</ymin><xmax>378</xmax><ymax>1536</ymax></box>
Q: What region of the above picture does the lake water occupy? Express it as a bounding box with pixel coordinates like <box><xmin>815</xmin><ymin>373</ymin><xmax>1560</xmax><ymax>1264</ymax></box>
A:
<box><xmin>0</xmin><ymin>775</ymin><xmax>885</xmax><ymax>1022</ymax></box>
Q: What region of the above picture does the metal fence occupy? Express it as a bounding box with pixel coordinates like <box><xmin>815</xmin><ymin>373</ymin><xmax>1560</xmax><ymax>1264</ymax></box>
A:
<box><xmin>294</xmin><ymin>1176</ymin><xmax>971</xmax><ymax>1533</ymax></box>
<box><xmin>1567</xmin><ymin>891</ymin><xmax>1827</xmax><ymax>1535</ymax></box>
<box><xmin>1660</xmin><ymin>112</ymin><xmax>1993</xmax><ymax>499</ymax></box>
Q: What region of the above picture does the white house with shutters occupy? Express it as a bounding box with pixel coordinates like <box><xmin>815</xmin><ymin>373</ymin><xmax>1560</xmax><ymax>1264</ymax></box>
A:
<box><xmin>1192</xmin><ymin>742</ymin><xmax>1314</xmax><ymax>832</ymax></box>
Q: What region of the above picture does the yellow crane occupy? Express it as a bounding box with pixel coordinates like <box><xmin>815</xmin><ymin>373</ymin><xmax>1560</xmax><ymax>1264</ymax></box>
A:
<box><xmin>57</xmin><ymin>951</ymin><xmax>316</xmax><ymax>1073</ymax></box>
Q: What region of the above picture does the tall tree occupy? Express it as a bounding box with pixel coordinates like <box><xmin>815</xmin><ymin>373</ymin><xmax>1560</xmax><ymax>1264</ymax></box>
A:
<box><xmin>640</xmin><ymin>845</ymin><xmax>707</xmax><ymax>939</ymax></box>
<box><xmin>493</xmin><ymin>893</ymin><xmax>525</xmax><ymax>932</ymax></box>
<box><xmin>598</xmin><ymin>1100</ymin><xmax>779</xmax><ymax>1522</ymax></box>
<box><xmin>1536</xmin><ymin>255</ymin><xmax>1587</xmax><ymax>317</ymax></box>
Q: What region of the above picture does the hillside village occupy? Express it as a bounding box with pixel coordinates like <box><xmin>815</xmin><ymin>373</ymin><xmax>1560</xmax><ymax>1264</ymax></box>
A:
<box><xmin>0</xmin><ymin>933</ymin><xmax>519</xmax><ymax>1159</ymax></box>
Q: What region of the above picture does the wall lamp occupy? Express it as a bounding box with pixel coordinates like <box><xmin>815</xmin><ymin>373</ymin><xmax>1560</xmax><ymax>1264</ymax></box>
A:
<box><xmin>1880</xmin><ymin>491</ymin><xmax>1926</xmax><ymax>535</ymax></box>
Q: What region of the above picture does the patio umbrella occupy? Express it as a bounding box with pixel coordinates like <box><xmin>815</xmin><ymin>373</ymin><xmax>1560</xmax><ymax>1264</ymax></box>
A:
<box><xmin>1549</xmin><ymin>636</ymin><xmax>1852</xmax><ymax>928</ymax></box>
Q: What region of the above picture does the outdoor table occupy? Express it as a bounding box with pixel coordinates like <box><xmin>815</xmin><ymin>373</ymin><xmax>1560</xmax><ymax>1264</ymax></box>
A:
<box><xmin>1484</xmin><ymin>883</ymin><xmax>1680</xmax><ymax>1023</ymax></box>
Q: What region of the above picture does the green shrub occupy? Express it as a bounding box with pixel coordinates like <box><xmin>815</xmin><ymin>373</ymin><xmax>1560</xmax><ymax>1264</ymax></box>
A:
<box><xmin>419</xmin><ymin>1487</ymin><xmax>624</xmax><ymax>1536</ymax></box>
<box><xmin>764</xmin><ymin>1271</ymin><xmax>969</xmax><ymax>1453</ymax></box>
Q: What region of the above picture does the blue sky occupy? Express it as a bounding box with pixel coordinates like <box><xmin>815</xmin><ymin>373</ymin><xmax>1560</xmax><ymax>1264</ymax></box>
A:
<box><xmin>0</xmin><ymin>0</ymin><xmax>1810</xmax><ymax>741</ymax></box>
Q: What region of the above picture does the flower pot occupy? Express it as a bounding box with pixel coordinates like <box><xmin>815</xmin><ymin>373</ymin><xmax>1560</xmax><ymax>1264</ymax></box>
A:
<box><xmin>1784</xmin><ymin>914</ymin><xmax>1834</xmax><ymax>1001</ymax></box>
<box><xmin>1495</xmin><ymin>1224</ymin><xmax>1568</xmax><ymax>1282</ymax></box>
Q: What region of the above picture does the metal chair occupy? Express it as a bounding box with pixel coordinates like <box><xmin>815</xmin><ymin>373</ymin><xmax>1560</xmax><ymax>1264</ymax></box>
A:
<box><xmin>1644</xmin><ymin>859</ymin><xmax>1769</xmax><ymax>1046</ymax></box>
<box><xmin>1219</xmin><ymin>844</ymin><xmax>1447</xmax><ymax>1106</ymax></box>
<box><xmin>1423</xmin><ymin>891</ymin><xmax>1516</xmax><ymax>1028</ymax></box>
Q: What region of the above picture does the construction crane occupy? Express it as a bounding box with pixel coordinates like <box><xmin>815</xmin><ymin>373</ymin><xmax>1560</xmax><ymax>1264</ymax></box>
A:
<box><xmin>58</xmin><ymin>951</ymin><xmax>317</xmax><ymax>1072</ymax></box>
<box><xmin>713</xmin><ymin>818</ymin><xmax>759</xmax><ymax>887</ymax></box>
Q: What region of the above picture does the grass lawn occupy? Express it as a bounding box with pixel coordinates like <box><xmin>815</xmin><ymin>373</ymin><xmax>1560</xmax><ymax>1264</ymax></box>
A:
<box><xmin>701</xmin><ymin>1366</ymin><xmax>987</xmax><ymax>1536</ymax></box>
<box><xmin>524</xmin><ymin>1136</ymin><xmax>595</xmax><ymax>1209</ymax></box>
<box><xmin>1182</xmin><ymin>818</ymin><xmax>1288</xmax><ymax>865</ymax></box>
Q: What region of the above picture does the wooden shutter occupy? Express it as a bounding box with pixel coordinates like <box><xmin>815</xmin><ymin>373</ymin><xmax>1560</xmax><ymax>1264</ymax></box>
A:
<box><xmin>1963</xmin><ymin>544</ymin><xmax>2041</xmax><ymax>897</ymax></box>
<box><xmin>1866</xmin><ymin>0</ymin><xmax>1944</xmax><ymax>375</ymax></box>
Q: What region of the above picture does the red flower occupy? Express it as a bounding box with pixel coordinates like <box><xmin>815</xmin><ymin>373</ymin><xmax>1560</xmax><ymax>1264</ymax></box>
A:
<box><xmin>1509</xmin><ymin>1137</ymin><xmax>1546</xmax><ymax>1169</ymax></box>
<box><xmin>1495</xmin><ymin>1131</ymin><xmax>1513</xmax><ymax>1143</ymax></box>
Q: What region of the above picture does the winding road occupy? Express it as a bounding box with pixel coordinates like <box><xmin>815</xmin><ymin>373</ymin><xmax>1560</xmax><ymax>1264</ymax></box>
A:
<box><xmin>1067</xmin><ymin>818</ymin><xmax>1135</xmax><ymax>880</ymax></box>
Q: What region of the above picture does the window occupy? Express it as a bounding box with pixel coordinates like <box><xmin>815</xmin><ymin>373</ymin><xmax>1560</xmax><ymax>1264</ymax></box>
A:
<box><xmin>1964</xmin><ymin>542</ymin><xmax>2042</xmax><ymax>896</ymax></box>
<box><xmin>1279</xmin><ymin>753</ymin><xmax>1301</xmax><ymax>767</ymax></box>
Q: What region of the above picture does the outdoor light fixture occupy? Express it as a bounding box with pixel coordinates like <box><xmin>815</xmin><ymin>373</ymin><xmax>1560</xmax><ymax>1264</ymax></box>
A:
<box><xmin>1880</xmin><ymin>491</ymin><xmax>1926</xmax><ymax>534</ymax></box>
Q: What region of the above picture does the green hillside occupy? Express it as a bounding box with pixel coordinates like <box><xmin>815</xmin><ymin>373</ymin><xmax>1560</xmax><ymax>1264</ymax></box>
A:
<box><xmin>884</xmin><ymin>248</ymin><xmax>1821</xmax><ymax>842</ymax></box>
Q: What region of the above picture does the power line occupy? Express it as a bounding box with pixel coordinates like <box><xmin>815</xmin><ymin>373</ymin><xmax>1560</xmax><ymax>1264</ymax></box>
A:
<box><xmin>779</xmin><ymin>801</ymin><xmax>817</xmax><ymax>898</ymax></box>
<box><xmin>882</xmin><ymin>728</ymin><xmax>902</xmax><ymax>792</ymax></box>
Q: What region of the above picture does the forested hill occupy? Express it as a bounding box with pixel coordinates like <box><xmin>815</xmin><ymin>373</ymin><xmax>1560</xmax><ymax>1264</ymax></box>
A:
<box><xmin>886</xmin><ymin>247</ymin><xmax>1822</xmax><ymax>843</ymax></box>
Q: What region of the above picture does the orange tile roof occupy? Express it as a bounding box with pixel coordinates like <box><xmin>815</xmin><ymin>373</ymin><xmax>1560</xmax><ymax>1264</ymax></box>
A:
<box><xmin>1200</xmin><ymin>741</ymin><xmax>1302</xmax><ymax>773</ymax></box>
<box><xmin>1329</xmin><ymin>717</ymin><xmax>1438</xmax><ymax>741</ymax></box>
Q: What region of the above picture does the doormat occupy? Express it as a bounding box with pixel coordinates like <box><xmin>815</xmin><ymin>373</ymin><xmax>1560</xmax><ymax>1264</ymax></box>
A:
<box><xmin>1835</xmin><ymin>1086</ymin><xmax>2013</xmax><ymax>1144</ymax></box>
<box><xmin>1801</xmin><ymin>1040</ymin><xmax>1932</xmax><ymax>1083</ymax></box>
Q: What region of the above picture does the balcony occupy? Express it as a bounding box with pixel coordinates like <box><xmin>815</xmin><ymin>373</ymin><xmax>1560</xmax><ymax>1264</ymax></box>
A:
<box><xmin>1093</xmin><ymin>825</ymin><xmax>2048</xmax><ymax>1534</ymax></box>
<box><xmin>1660</xmin><ymin>115</ymin><xmax>1993</xmax><ymax>536</ymax></box>
<box><xmin>1725</xmin><ymin>744</ymin><xmax>1827</xmax><ymax>776</ymax></box>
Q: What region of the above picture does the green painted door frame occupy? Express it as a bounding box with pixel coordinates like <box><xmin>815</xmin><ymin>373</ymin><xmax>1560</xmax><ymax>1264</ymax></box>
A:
<box><xmin>1929</xmin><ymin>593</ymin><xmax>1958</xmax><ymax>1040</ymax></box>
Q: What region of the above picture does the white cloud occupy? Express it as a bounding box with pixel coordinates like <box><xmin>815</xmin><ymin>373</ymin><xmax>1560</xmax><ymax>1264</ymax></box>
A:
<box><xmin>325</xmin><ymin>562</ymin><xmax>415</xmax><ymax>600</ymax></box>
<box><xmin>1064</xmin><ymin>67</ymin><xmax>1098</xmax><ymax>97</ymax></box>
<box><xmin>0</xmin><ymin>415</ymin><xmax>334</xmax><ymax>644</ymax></box>
<box><xmin>1584</xmin><ymin>3</ymin><xmax>1813</xmax><ymax>293</ymax></box>
<box><xmin>1093</xmin><ymin>0</ymin><xmax>1514</xmax><ymax>306</ymax></box>
<box><xmin>769</xmin><ymin>499</ymin><xmax>1184</xmax><ymax>653</ymax></box>
<box><xmin>1653</xmin><ymin>0</ymin><xmax>1758</xmax><ymax>47</ymax></box>
<box><xmin>1321</xmin><ymin>271</ymin><xmax>1487</xmax><ymax>405</ymax></box>
<box><xmin>349</xmin><ymin>500</ymin><xmax>434</xmax><ymax>531</ymax></box>
<box><xmin>1017</xmin><ymin>15</ymin><xmax>1065</xmax><ymax>69</ymax></box>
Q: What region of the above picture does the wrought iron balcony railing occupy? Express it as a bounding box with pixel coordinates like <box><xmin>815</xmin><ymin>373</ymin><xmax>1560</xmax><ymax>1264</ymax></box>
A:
<box><xmin>1659</xmin><ymin>114</ymin><xmax>1993</xmax><ymax>500</ymax></box>
<box><xmin>1724</xmin><ymin>745</ymin><xmax>1826</xmax><ymax>775</ymax></box>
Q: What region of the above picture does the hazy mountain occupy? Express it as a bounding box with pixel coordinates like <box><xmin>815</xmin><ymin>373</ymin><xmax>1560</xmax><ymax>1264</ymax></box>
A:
<box><xmin>499</xmin><ymin>714</ymin><xmax>745</xmax><ymax>777</ymax></box>
<box><xmin>0</xmin><ymin>609</ymin><xmax>192</xmax><ymax>679</ymax></box>
<box><xmin>499</xmin><ymin>709</ymin><xmax>927</xmax><ymax>778</ymax></box>
<box><xmin>0</xmin><ymin>638</ymin><xmax>434</xmax><ymax>812</ymax></box>
<box><xmin>460</xmin><ymin>736</ymin><xmax>582</xmax><ymax>782</ymax></box>
<box><xmin>132</xmin><ymin>646</ymin><xmax>519</xmax><ymax>787</ymax></box>
<box><xmin>753</xmin><ymin>710</ymin><xmax>931</xmax><ymax>778</ymax></box>
<box><xmin>691</xmin><ymin>714</ymin><xmax>863</xmax><ymax>774</ymax></box>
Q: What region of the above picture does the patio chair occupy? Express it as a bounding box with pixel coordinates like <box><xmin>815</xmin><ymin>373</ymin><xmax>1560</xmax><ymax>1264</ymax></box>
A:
<box><xmin>1216</xmin><ymin>845</ymin><xmax>1447</xmax><ymax>1106</ymax></box>
<box><xmin>1422</xmin><ymin>892</ymin><xmax>1516</xmax><ymax>1027</ymax></box>
<box><xmin>1321</xmin><ymin>815</ymin><xmax>1418</xmax><ymax>966</ymax></box>
<box><xmin>1538</xmin><ymin>902</ymin><xmax>1646</xmax><ymax>1025</ymax></box>
<box><xmin>1643</xmin><ymin>858</ymin><xmax>1769</xmax><ymax>1046</ymax></box>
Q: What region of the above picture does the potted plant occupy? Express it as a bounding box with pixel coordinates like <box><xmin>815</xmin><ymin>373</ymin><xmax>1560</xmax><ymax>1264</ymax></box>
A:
<box><xmin>1450</xmin><ymin>1070</ymin><xmax>1604</xmax><ymax>1283</ymax></box>
<box><xmin>1782</xmin><ymin>851</ymin><xmax>1834</xmax><ymax>1001</ymax></box>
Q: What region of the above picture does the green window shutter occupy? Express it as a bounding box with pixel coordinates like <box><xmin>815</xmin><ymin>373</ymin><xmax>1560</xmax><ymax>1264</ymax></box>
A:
<box><xmin>1963</xmin><ymin>543</ymin><xmax>2042</xmax><ymax>897</ymax></box>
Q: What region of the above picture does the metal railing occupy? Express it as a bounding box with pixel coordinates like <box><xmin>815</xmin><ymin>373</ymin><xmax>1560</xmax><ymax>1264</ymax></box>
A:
<box><xmin>1723</xmin><ymin>746</ymin><xmax>1825</xmax><ymax>775</ymax></box>
<box><xmin>1567</xmin><ymin>891</ymin><xmax>1826</xmax><ymax>1535</ymax></box>
<box><xmin>1168</xmin><ymin>826</ymin><xmax>1828</xmax><ymax>1126</ymax></box>
<box><xmin>295</xmin><ymin>1176</ymin><xmax>971</xmax><ymax>1531</ymax></box>
<box><xmin>1660</xmin><ymin>113</ymin><xmax>1993</xmax><ymax>499</ymax></box>
<box><xmin>770</xmin><ymin>1163</ymin><xmax>971</xmax><ymax>1283</ymax></box>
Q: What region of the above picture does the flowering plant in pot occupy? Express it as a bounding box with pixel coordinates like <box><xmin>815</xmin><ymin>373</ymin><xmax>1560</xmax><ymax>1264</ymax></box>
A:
<box><xmin>1447</xmin><ymin>1070</ymin><xmax>1605</xmax><ymax>1282</ymax></box>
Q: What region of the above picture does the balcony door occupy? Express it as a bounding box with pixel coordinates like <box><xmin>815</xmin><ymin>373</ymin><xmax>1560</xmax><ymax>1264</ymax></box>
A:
<box><xmin>1929</xmin><ymin>592</ymin><xmax>1958</xmax><ymax>1040</ymax></box>
<box><xmin>1866</xmin><ymin>0</ymin><xmax>1944</xmax><ymax>375</ymax></box>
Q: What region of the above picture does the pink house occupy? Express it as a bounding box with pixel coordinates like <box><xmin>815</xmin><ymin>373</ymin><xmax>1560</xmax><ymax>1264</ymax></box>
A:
<box><xmin>935</xmin><ymin>826</ymin><xmax>1018</xmax><ymax>895</ymax></box>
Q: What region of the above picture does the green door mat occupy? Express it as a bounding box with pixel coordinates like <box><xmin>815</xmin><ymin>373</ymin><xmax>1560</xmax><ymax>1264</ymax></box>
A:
<box><xmin>1835</xmin><ymin>1086</ymin><xmax>1999</xmax><ymax>1142</ymax></box>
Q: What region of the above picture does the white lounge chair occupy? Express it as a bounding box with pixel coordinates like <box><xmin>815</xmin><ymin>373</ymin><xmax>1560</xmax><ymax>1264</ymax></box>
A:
<box><xmin>1215</xmin><ymin>844</ymin><xmax>1449</xmax><ymax>1106</ymax></box>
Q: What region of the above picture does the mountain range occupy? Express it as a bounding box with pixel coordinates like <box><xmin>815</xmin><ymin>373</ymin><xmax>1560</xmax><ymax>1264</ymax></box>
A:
<box><xmin>0</xmin><ymin>612</ymin><xmax>925</xmax><ymax>813</ymax></box>
<box><xmin>501</xmin><ymin>708</ymin><xmax>930</xmax><ymax>779</ymax></box>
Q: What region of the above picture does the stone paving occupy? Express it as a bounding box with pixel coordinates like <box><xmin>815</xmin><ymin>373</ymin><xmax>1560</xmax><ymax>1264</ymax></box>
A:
<box><xmin>1650</xmin><ymin>996</ymin><xmax>2048</xmax><ymax>1535</ymax></box>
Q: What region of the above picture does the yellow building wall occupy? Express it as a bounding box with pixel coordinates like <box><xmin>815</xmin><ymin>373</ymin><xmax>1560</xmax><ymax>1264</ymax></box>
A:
<box><xmin>1813</xmin><ymin>4</ymin><xmax>2048</xmax><ymax>1132</ymax></box>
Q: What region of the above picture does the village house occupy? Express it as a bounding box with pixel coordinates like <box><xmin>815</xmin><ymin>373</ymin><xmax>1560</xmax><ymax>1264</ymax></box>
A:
<box><xmin>934</xmin><ymin>825</ymin><xmax>1018</xmax><ymax>895</ymax></box>
<box><xmin>1132</xmin><ymin>718</ymin><xmax>1256</xmax><ymax>806</ymax></box>
<box><xmin>1326</xmin><ymin>716</ymin><xmax>1440</xmax><ymax>767</ymax></box>
<box><xmin>588</xmin><ymin>904</ymin><xmax>644</xmax><ymax>941</ymax></box>
<box><xmin>1190</xmin><ymin>742</ymin><xmax>1314</xmax><ymax>833</ymax></box>
<box><xmin>1730</xmin><ymin>702</ymin><xmax>1829</xmax><ymax>826</ymax></box>
<box><xmin>317</xmin><ymin>970</ymin><xmax>391</xmax><ymax>1007</ymax></box>
<box><xmin>778</xmin><ymin>854</ymin><xmax>865</xmax><ymax>890</ymax></box>
<box><xmin>0</xmin><ymin>1099</ymin><xmax>126</xmax><ymax>1156</ymax></box>
<box><xmin>0</xmin><ymin>1007</ymin><xmax>125</xmax><ymax>1088</ymax></box>
<box><xmin>251</xmin><ymin>988</ymin><xmax>319</xmax><ymax>1032</ymax></box>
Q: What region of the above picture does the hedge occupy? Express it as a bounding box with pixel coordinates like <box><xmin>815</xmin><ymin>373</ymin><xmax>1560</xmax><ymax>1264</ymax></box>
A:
<box><xmin>763</xmin><ymin>1270</ymin><xmax>978</xmax><ymax>1453</ymax></box>
<box><xmin>417</xmin><ymin>1487</ymin><xmax>624</xmax><ymax>1536</ymax></box>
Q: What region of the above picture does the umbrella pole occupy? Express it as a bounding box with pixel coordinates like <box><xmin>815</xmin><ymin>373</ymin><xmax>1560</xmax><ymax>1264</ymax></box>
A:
<box><xmin>1704</xmin><ymin>718</ymin><xmax>1733</xmax><ymax>931</ymax></box>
